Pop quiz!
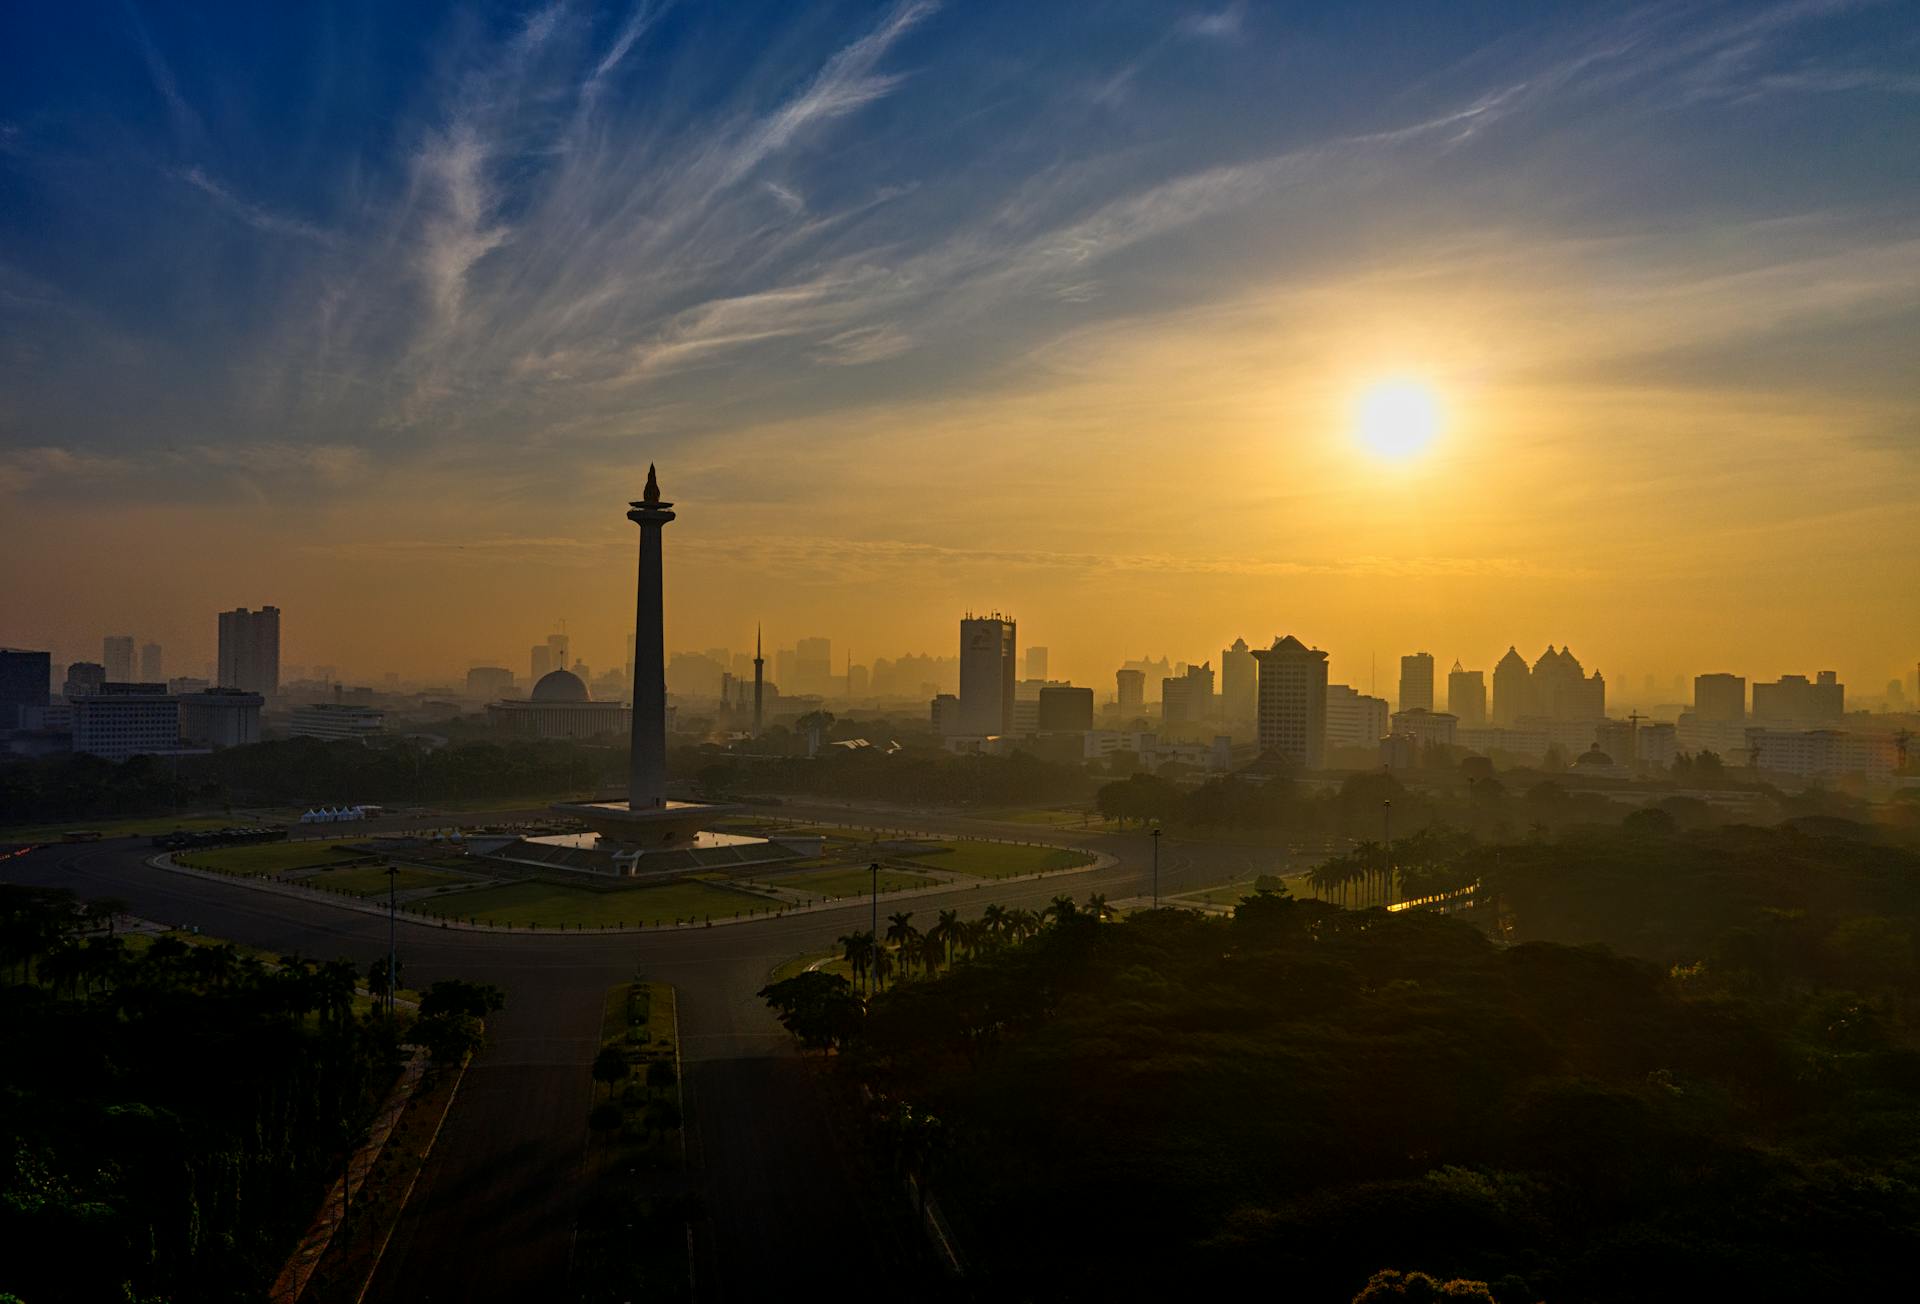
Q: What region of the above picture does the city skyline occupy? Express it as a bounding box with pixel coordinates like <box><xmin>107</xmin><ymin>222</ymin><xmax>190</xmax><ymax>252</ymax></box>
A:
<box><xmin>3</xmin><ymin>2</ymin><xmax>1918</xmax><ymax>687</ymax></box>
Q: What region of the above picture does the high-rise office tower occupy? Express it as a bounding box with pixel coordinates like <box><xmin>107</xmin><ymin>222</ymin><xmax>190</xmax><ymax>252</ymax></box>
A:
<box><xmin>1116</xmin><ymin>668</ymin><xmax>1145</xmax><ymax>714</ymax></box>
<box><xmin>958</xmin><ymin>612</ymin><xmax>1016</xmax><ymax>735</ymax></box>
<box><xmin>140</xmin><ymin>641</ymin><xmax>163</xmax><ymax>681</ymax></box>
<box><xmin>217</xmin><ymin>607</ymin><xmax>281</xmax><ymax>695</ymax></box>
<box><xmin>103</xmin><ymin>635</ymin><xmax>135</xmax><ymax>682</ymax></box>
<box><xmin>0</xmin><ymin>648</ymin><xmax>51</xmax><ymax>728</ymax></box>
<box><xmin>1025</xmin><ymin>646</ymin><xmax>1049</xmax><ymax>681</ymax></box>
<box><xmin>531</xmin><ymin>644</ymin><xmax>552</xmax><ymax>681</ymax></box>
<box><xmin>752</xmin><ymin>626</ymin><xmax>765</xmax><ymax>737</ymax></box>
<box><xmin>1399</xmin><ymin>651</ymin><xmax>1435</xmax><ymax>714</ymax></box>
<box><xmin>1221</xmin><ymin>638</ymin><xmax>1257</xmax><ymax>722</ymax></box>
<box><xmin>1693</xmin><ymin>673</ymin><xmax>1746</xmax><ymax>723</ymax></box>
<box><xmin>1325</xmin><ymin>683</ymin><xmax>1390</xmax><ymax>749</ymax></box>
<box><xmin>795</xmin><ymin>637</ymin><xmax>832</xmax><ymax>696</ymax></box>
<box><xmin>1253</xmin><ymin>635</ymin><xmax>1329</xmax><ymax>768</ymax></box>
<box><xmin>1447</xmin><ymin>662</ymin><xmax>1486</xmax><ymax>727</ymax></box>
<box><xmin>546</xmin><ymin>632</ymin><xmax>570</xmax><ymax>675</ymax></box>
<box><xmin>1162</xmin><ymin>662</ymin><xmax>1215</xmax><ymax>725</ymax></box>
<box><xmin>1492</xmin><ymin>647</ymin><xmax>1531</xmax><ymax>726</ymax></box>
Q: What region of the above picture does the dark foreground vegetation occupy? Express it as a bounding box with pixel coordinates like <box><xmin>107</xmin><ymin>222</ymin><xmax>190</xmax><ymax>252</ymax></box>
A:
<box><xmin>0</xmin><ymin>887</ymin><xmax>400</xmax><ymax>1303</ymax></box>
<box><xmin>773</xmin><ymin>822</ymin><xmax>1920</xmax><ymax>1301</ymax></box>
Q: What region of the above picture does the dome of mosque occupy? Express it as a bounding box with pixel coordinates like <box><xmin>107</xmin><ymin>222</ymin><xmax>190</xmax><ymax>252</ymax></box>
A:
<box><xmin>531</xmin><ymin>669</ymin><xmax>590</xmax><ymax>703</ymax></box>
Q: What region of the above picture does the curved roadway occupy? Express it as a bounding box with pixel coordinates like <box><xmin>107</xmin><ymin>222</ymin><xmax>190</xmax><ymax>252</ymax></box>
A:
<box><xmin>3</xmin><ymin>805</ymin><xmax>1292</xmax><ymax>1301</ymax></box>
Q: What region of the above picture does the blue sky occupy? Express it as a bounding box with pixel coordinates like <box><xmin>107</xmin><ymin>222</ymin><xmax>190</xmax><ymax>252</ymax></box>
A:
<box><xmin>2</xmin><ymin>1</ymin><xmax>1917</xmax><ymax>687</ymax></box>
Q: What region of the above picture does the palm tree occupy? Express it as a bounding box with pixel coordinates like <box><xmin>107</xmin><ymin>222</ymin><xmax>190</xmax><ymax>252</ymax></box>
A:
<box><xmin>885</xmin><ymin>911</ymin><xmax>919</xmax><ymax>978</ymax></box>
<box><xmin>1043</xmin><ymin>895</ymin><xmax>1078</xmax><ymax>926</ymax></box>
<box><xmin>871</xmin><ymin>943</ymin><xmax>895</xmax><ymax>991</ymax></box>
<box><xmin>932</xmin><ymin>908</ymin><xmax>961</xmax><ymax>966</ymax></box>
<box><xmin>1009</xmin><ymin>907</ymin><xmax>1040</xmax><ymax>942</ymax></box>
<box><xmin>1085</xmin><ymin>892</ymin><xmax>1112</xmax><ymax>921</ymax></box>
<box><xmin>980</xmin><ymin>904</ymin><xmax>1010</xmax><ymax>948</ymax></box>
<box><xmin>839</xmin><ymin>931</ymin><xmax>876</xmax><ymax>995</ymax></box>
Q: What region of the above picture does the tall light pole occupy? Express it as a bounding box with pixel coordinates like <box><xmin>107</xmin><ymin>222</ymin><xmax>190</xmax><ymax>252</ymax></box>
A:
<box><xmin>869</xmin><ymin>861</ymin><xmax>879</xmax><ymax>942</ymax></box>
<box><xmin>385</xmin><ymin>863</ymin><xmax>399</xmax><ymax>1018</ymax></box>
<box><xmin>1150</xmin><ymin>825</ymin><xmax>1161</xmax><ymax>908</ymax></box>
<box><xmin>1382</xmin><ymin>800</ymin><xmax>1393</xmax><ymax>908</ymax></box>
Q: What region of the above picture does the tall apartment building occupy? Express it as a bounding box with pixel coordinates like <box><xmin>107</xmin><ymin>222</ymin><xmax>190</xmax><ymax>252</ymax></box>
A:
<box><xmin>1447</xmin><ymin>662</ymin><xmax>1487</xmax><ymax>727</ymax></box>
<box><xmin>103</xmin><ymin>635</ymin><xmax>135</xmax><ymax>682</ymax></box>
<box><xmin>1161</xmin><ymin>662</ymin><xmax>1215</xmax><ymax>725</ymax></box>
<box><xmin>1025</xmin><ymin>646</ymin><xmax>1049</xmax><ymax>681</ymax></box>
<box><xmin>1325</xmin><ymin>683</ymin><xmax>1390</xmax><ymax>750</ymax></box>
<box><xmin>1399</xmin><ymin>652</ymin><xmax>1435</xmax><ymax>713</ymax></box>
<box><xmin>217</xmin><ymin>606</ymin><xmax>281</xmax><ymax>695</ymax></box>
<box><xmin>140</xmin><ymin>641</ymin><xmax>163</xmax><ymax>681</ymax></box>
<box><xmin>1753</xmin><ymin>672</ymin><xmax>1843</xmax><ymax>724</ymax></box>
<box><xmin>957</xmin><ymin>613</ymin><xmax>1016</xmax><ymax>735</ymax></box>
<box><xmin>1116</xmin><ymin>668</ymin><xmax>1145</xmax><ymax>715</ymax></box>
<box><xmin>1693</xmin><ymin>673</ymin><xmax>1746</xmax><ymax>723</ymax></box>
<box><xmin>1252</xmin><ymin>635</ymin><xmax>1328</xmax><ymax>768</ymax></box>
<box><xmin>1037</xmin><ymin>685</ymin><xmax>1094</xmax><ymax>733</ymax></box>
<box><xmin>0</xmin><ymin>648</ymin><xmax>52</xmax><ymax>729</ymax></box>
<box><xmin>1221</xmin><ymin>638</ymin><xmax>1257</xmax><ymax>722</ymax></box>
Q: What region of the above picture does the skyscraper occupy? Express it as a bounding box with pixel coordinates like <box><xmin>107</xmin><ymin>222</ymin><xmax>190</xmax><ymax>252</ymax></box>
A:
<box><xmin>103</xmin><ymin>635</ymin><xmax>135</xmax><ymax>682</ymax></box>
<box><xmin>1162</xmin><ymin>662</ymin><xmax>1214</xmax><ymax>725</ymax></box>
<box><xmin>1221</xmin><ymin>638</ymin><xmax>1257</xmax><ymax>722</ymax></box>
<box><xmin>1693</xmin><ymin>673</ymin><xmax>1746</xmax><ymax>723</ymax></box>
<box><xmin>1325</xmin><ymin>683</ymin><xmax>1390</xmax><ymax>749</ymax></box>
<box><xmin>795</xmin><ymin>637</ymin><xmax>832</xmax><ymax>696</ymax></box>
<box><xmin>1447</xmin><ymin>662</ymin><xmax>1486</xmax><ymax>727</ymax></box>
<box><xmin>1399</xmin><ymin>652</ymin><xmax>1435</xmax><ymax>713</ymax></box>
<box><xmin>1025</xmin><ymin>646</ymin><xmax>1049</xmax><ymax>681</ymax></box>
<box><xmin>1116</xmin><ymin>668</ymin><xmax>1145</xmax><ymax>715</ymax></box>
<box><xmin>1492</xmin><ymin>647</ymin><xmax>1531</xmax><ymax>726</ymax></box>
<box><xmin>0</xmin><ymin>648</ymin><xmax>51</xmax><ymax>729</ymax></box>
<box><xmin>531</xmin><ymin>643</ymin><xmax>552</xmax><ymax>681</ymax></box>
<box><xmin>958</xmin><ymin>612</ymin><xmax>1016</xmax><ymax>735</ymax></box>
<box><xmin>64</xmin><ymin>661</ymin><xmax>106</xmax><ymax>698</ymax></box>
<box><xmin>140</xmin><ymin>641</ymin><xmax>163</xmax><ymax>681</ymax></box>
<box><xmin>1253</xmin><ymin>635</ymin><xmax>1329</xmax><ymax>768</ymax></box>
<box><xmin>753</xmin><ymin>625</ymin><xmax>765</xmax><ymax>737</ymax></box>
<box><xmin>217</xmin><ymin>607</ymin><xmax>281</xmax><ymax>695</ymax></box>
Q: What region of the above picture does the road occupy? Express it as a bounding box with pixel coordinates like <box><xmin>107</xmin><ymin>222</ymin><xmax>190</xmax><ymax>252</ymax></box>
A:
<box><xmin>3</xmin><ymin>807</ymin><xmax>1309</xmax><ymax>1300</ymax></box>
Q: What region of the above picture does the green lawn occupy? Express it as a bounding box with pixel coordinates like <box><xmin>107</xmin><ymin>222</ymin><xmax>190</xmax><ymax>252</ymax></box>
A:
<box><xmin>903</xmin><ymin>840</ymin><xmax>1091</xmax><ymax>879</ymax></box>
<box><xmin>413</xmin><ymin>878</ymin><xmax>770</xmax><ymax>927</ymax></box>
<box><xmin>177</xmin><ymin>841</ymin><xmax>368</xmax><ymax>877</ymax></box>
<box><xmin>303</xmin><ymin>864</ymin><xmax>470</xmax><ymax>896</ymax></box>
<box><xmin>761</xmin><ymin>866</ymin><xmax>935</xmax><ymax>898</ymax></box>
<box><xmin>768</xmin><ymin>950</ymin><xmax>855</xmax><ymax>985</ymax></box>
<box><xmin>1172</xmin><ymin>872</ymin><xmax>1317</xmax><ymax>911</ymax></box>
<box><xmin>987</xmin><ymin>807</ymin><xmax>1097</xmax><ymax>827</ymax></box>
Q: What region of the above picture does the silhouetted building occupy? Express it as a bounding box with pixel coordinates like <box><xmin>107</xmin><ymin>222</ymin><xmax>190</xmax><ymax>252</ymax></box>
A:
<box><xmin>1161</xmin><ymin>662</ymin><xmax>1214</xmax><ymax>725</ymax></box>
<box><xmin>1116</xmin><ymin>668</ymin><xmax>1145</xmax><ymax>714</ymax></box>
<box><xmin>1221</xmin><ymin>638</ymin><xmax>1257</xmax><ymax>723</ymax></box>
<box><xmin>139</xmin><ymin>641</ymin><xmax>163</xmax><ymax>681</ymax></box>
<box><xmin>1493</xmin><ymin>645</ymin><xmax>1605</xmax><ymax>723</ymax></box>
<box><xmin>1025</xmin><ymin>646</ymin><xmax>1049</xmax><ymax>681</ymax></box>
<box><xmin>1753</xmin><ymin>672</ymin><xmax>1844</xmax><ymax>725</ymax></box>
<box><xmin>103</xmin><ymin>635</ymin><xmax>135</xmax><ymax>682</ymax></box>
<box><xmin>1492</xmin><ymin>646</ymin><xmax>1530</xmax><ymax>726</ymax></box>
<box><xmin>958</xmin><ymin>613</ymin><xmax>1016</xmax><ymax>735</ymax></box>
<box><xmin>1693</xmin><ymin>673</ymin><xmax>1746</xmax><ymax>723</ymax></box>
<box><xmin>1253</xmin><ymin>635</ymin><xmax>1328</xmax><ymax>769</ymax></box>
<box><xmin>178</xmin><ymin>688</ymin><xmax>263</xmax><ymax>748</ymax></box>
<box><xmin>753</xmin><ymin>626</ymin><xmax>765</xmax><ymax>737</ymax></box>
<box><xmin>1325</xmin><ymin>683</ymin><xmax>1389</xmax><ymax>750</ymax></box>
<box><xmin>63</xmin><ymin>661</ymin><xmax>106</xmax><ymax>699</ymax></box>
<box><xmin>1390</xmin><ymin>707</ymin><xmax>1457</xmax><ymax>748</ymax></box>
<box><xmin>1447</xmin><ymin>662</ymin><xmax>1486</xmax><ymax>727</ymax></box>
<box><xmin>795</xmin><ymin>637</ymin><xmax>832</xmax><ymax>697</ymax></box>
<box><xmin>1399</xmin><ymin>652</ymin><xmax>1434</xmax><ymax>713</ymax></box>
<box><xmin>1038</xmin><ymin>685</ymin><xmax>1094</xmax><ymax>733</ymax></box>
<box><xmin>290</xmin><ymin>702</ymin><xmax>385</xmax><ymax>741</ymax></box>
<box><xmin>931</xmin><ymin>693</ymin><xmax>961</xmax><ymax>735</ymax></box>
<box><xmin>1</xmin><ymin>649</ymin><xmax>51</xmax><ymax>730</ymax></box>
<box><xmin>218</xmin><ymin>606</ymin><xmax>280</xmax><ymax>695</ymax></box>
<box><xmin>531</xmin><ymin>643</ymin><xmax>552</xmax><ymax>681</ymax></box>
<box><xmin>1745</xmin><ymin>727</ymin><xmax>1893</xmax><ymax>778</ymax></box>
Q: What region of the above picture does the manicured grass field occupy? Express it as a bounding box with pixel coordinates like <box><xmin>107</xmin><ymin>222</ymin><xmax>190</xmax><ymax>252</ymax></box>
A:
<box><xmin>763</xmin><ymin>866</ymin><xmax>935</xmax><ymax>897</ymax></box>
<box><xmin>413</xmin><ymin>878</ymin><xmax>769</xmax><ymax>927</ymax></box>
<box><xmin>1174</xmin><ymin>872</ymin><xmax>1317</xmax><ymax>910</ymax></box>
<box><xmin>303</xmin><ymin>864</ymin><xmax>470</xmax><ymax>896</ymax></box>
<box><xmin>177</xmin><ymin>841</ymin><xmax>368</xmax><ymax>877</ymax></box>
<box><xmin>768</xmin><ymin>950</ymin><xmax>855</xmax><ymax>985</ymax></box>
<box><xmin>903</xmin><ymin>840</ymin><xmax>1090</xmax><ymax>878</ymax></box>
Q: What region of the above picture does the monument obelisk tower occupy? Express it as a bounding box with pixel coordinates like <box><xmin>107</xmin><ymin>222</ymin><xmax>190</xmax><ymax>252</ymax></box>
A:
<box><xmin>627</xmin><ymin>465</ymin><xmax>673</xmax><ymax>810</ymax></box>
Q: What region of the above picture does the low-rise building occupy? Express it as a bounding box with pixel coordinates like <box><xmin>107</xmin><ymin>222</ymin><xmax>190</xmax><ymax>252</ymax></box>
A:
<box><xmin>178</xmin><ymin>688</ymin><xmax>264</xmax><ymax>748</ymax></box>
<box><xmin>71</xmin><ymin>683</ymin><xmax>183</xmax><ymax>761</ymax></box>
<box><xmin>290</xmin><ymin>702</ymin><xmax>387</xmax><ymax>742</ymax></box>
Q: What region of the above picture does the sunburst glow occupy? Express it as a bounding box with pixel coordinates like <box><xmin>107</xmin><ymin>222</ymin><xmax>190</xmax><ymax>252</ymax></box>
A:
<box><xmin>1353</xmin><ymin>378</ymin><xmax>1443</xmax><ymax>462</ymax></box>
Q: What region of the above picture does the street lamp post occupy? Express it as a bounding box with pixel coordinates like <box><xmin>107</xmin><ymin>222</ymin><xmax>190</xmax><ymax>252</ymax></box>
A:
<box><xmin>1150</xmin><ymin>826</ymin><xmax>1161</xmax><ymax>908</ymax></box>
<box><xmin>385</xmin><ymin>864</ymin><xmax>399</xmax><ymax>1018</ymax></box>
<box><xmin>1382</xmin><ymin>800</ymin><xmax>1393</xmax><ymax>908</ymax></box>
<box><xmin>869</xmin><ymin>861</ymin><xmax>879</xmax><ymax>942</ymax></box>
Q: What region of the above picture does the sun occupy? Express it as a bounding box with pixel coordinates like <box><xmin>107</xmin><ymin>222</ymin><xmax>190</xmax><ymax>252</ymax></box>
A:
<box><xmin>1353</xmin><ymin>377</ymin><xmax>1443</xmax><ymax>461</ymax></box>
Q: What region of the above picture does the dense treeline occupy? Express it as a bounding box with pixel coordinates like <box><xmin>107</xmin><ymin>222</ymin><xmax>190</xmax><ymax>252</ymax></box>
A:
<box><xmin>825</xmin><ymin>823</ymin><xmax>1920</xmax><ymax>1301</ymax></box>
<box><xmin>0</xmin><ymin>736</ymin><xmax>628</xmax><ymax>826</ymax></box>
<box><xmin>1</xmin><ymin>887</ymin><xmax>401</xmax><ymax>1303</ymax></box>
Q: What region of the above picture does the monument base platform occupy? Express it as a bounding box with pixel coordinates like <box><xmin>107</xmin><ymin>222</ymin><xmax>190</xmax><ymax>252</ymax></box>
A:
<box><xmin>549</xmin><ymin>799</ymin><xmax>736</xmax><ymax>847</ymax></box>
